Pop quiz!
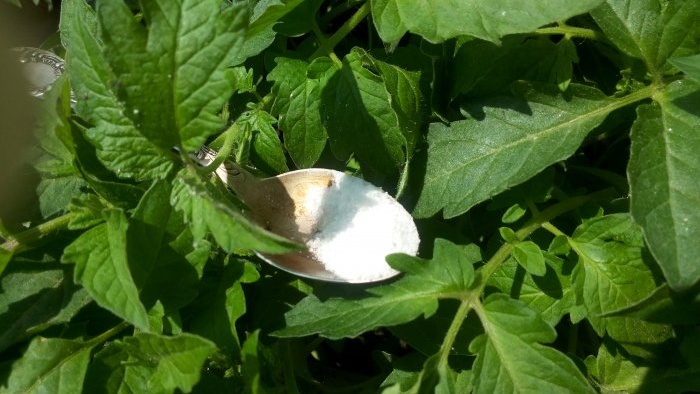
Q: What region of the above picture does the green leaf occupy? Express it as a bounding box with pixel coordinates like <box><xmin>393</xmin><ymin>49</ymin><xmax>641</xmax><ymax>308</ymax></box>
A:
<box><xmin>0</xmin><ymin>269</ymin><xmax>91</xmax><ymax>352</ymax></box>
<box><xmin>669</xmin><ymin>53</ymin><xmax>700</xmax><ymax>82</ymax></box>
<box><xmin>95</xmin><ymin>0</ymin><xmax>249</xmax><ymax>152</ymax></box>
<box><xmin>408</xmin><ymin>353</ymin><xmax>470</xmax><ymax>394</ymax></box>
<box><xmin>414</xmin><ymin>83</ymin><xmax>618</xmax><ymax>218</ymax></box>
<box><xmin>586</xmin><ymin>334</ymin><xmax>700</xmax><ymax>393</ymax></box>
<box><xmin>246</xmin><ymin>0</ymin><xmax>306</xmax><ymax>38</ymax></box>
<box><xmin>117</xmin><ymin>333</ymin><xmax>216</xmax><ymax>393</ymax></box>
<box><xmin>364</xmin><ymin>50</ymin><xmax>425</xmax><ymax>157</ymax></box>
<box><xmin>62</xmin><ymin>209</ymin><xmax>150</xmax><ymax>331</ymax></box>
<box><xmin>570</xmin><ymin>214</ymin><xmax>667</xmax><ymax>340</ymax></box>
<box><xmin>470</xmin><ymin>295</ymin><xmax>594</xmax><ymax>393</ymax></box>
<box><xmin>239</xmin><ymin>109</ymin><xmax>288</xmax><ymax>174</ymax></box>
<box><xmin>501</xmin><ymin>203</ymin><xmax>527</xmax><ymax>223</ymax></box>
<box><xmin>240</xmin><ymin>330</ymin><xmax>262</xmax><ymax>393</ymax></box>
<box><xmin>320</xmin><ymin>50</ymin><xmax>408</xmax><ymax>178</ymax></box>
<box><xmin>59</xmin><ymin>0</ymin><xmax>98</xmax><ymax>50</ymax></box>
<box><xmin>628</xmin><ymin>80</ymin><xmax>700</xmax><ymax>291</ymax></box>
<box><xmin>512</xmin><ymin>241</ymin><xmax>547</xmax><ymax>276</ymax></box>
<box><xmin>85</xmin><ymin>332</ymin><xmax>215</xmax><ymax>394</ymax></box>
<box><xmin>67</xmin><ymin>194</ymin><xmax>107</xmax><ymax>230</ymax></box>
<box><xmin>371</xmin><ymin>0</ymin><xmax>604</xmax><ymax>43</ymax></box>
<box><xmin>498</xmin><ymin>227</ymin><xmax>518</xmax><ymax>244</ymax></box>
<box><xmin>230</xmin><ymin>2</ymin><xmax>275</xmax><ymax>66</ymax></box>
<box><xmin>63</xmin><ymin>0</ymin><xmax>173</xmax><ymax>180</ymax></box>
<box><xmin>32</xmin><ymin>75</ymin><xmax>86</xmax><ymax>217</ymax></box>
<box><xmin>603</xmin><ymin>283</ymin><xmax>700</xmax><ymax>325</ymax></box>
<box><xmin>274</xmin><ymin>239</ymin><xmax>476</xmax><ymax>339</ymax></box>
<box><xmin>170</xmin><ymin>168</ymin><xmax>300</xmax><ymax>254</ymax></box>
<box><xmin>591</xmin><ymin>0</ymin><xmax>700</xmax><ymax>71</ymax></box>
<box><xmin>268</xmin><ymin>57</ymin><xmax>328</xmax><ymax>168</ymax></box>
<box><xmin>584</xmin><ymin>340</ymin><xmax>647</xmax><ymax>393</ymax></box>
<box><xmin>0</xmin><ymin>250</ymin><xmax>10</xmax><ymax>278</ymax></box>
<box><xmin>488</xmin><ymin>256</ymin><xmax>576</xmax><ymax>326</ymax></box>
<box><xmin>275</xmin><ymin>0</ymin><xmax>324</xmax><ymax>37</ymax></box>
<box><xmin>1</xmin><ymin>337</ymin><xmax>93</xmax><ymax>394</ymax></box>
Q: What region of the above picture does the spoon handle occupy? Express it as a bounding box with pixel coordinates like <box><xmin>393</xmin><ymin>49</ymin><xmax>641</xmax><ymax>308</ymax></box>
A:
<box><xmin>192</xmin><ymin>146</ymin><xmax>260</xmax><ymax>197</ymax></box>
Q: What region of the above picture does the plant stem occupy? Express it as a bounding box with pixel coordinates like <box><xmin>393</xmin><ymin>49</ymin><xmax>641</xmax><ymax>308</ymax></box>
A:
<box><xmin>535</xmin><ymin>26</ymin><xmax>608</xmax><ymax>42</ymax></box>
<box><xmin>87</xmin><ymin>321</ymin><xmax>130</xmax><ymax>347</ymax></box>
<box><xmin>310</xmin><ymin>1</ymin><xmax>370</xmax><ymax>59</ymax></box>
<box><xmin>1</xmin><ymin>212</ymin><xmax>75</xmax><ymax>254</ymax></box>
<box><xmin>438</xmin><ymin>297</ymin><xmax>473</xmax><ymax>367</ymax></box>
<box><xmin>541</xmin><ymin>221</ymin><xmax>566</xmax><ymax>237</ymax></box>
<box><xmin>311</xmin><ymin>16</ymin><xmax>326</xmax><ymax>44</ymax></box>
<box><xmin>478</xmin><ymin>189</ymin><xmax>616</xmax><ymax>288</ymax></box>
<box><xmin>199</xmin><ymin>122</ymin><xmax>238</xmax><ymax>174</ymax></box>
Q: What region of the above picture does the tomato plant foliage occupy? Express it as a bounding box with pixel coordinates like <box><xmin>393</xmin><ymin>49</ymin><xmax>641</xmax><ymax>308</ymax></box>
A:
<box><xmin>1</xmin><ymin>0</ymin><xmax>700</xmax><ymax>392</ymax></box>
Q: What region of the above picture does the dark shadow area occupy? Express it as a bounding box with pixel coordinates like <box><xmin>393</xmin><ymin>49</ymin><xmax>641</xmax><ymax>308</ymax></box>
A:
<box><xmin>671</xmin><ymin>89</ymin><xmax>700</xmax><ymax>116</ymax></box>
<box><xmin>239</xmin><ymin>269</ymin><xmax>309</xmax><ymax>335</ymax></box>
<box><xmin>459</xmin><ymin>91</ymin><xmax>534</xmax><ymax>121</ymax></box>
<box><xmin>181</xmin><ymin>256</ymin><xmax>251</xmax><ymax>354</ymax></box>
<box><xmin>390</xmin><ymin>300</ymin><xmax>482</xmax><ymax>356</ymax></box>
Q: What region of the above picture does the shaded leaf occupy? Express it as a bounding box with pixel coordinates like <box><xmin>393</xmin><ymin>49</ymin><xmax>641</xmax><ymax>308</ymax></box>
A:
<box><xmin>586</xmin><ymin>334</ymin><xmax>700</xmax><ymax>394</ymax></box>
<box><xmin>240</xmin><ymin>330</ymin><xmax>262</xmax><ymax>393</ymax></box>
<box><xmin>1</xmin><ymin>337</ymin><xmax>92</xmax><ymax>394</ymax></box>
<box><xmin>488</xmin><ymin>256</ymin><xmax>576</xmax><ymax>327</ymax></box>
<box><xmin>117</xmin><ymin>333</ymin><xmax>216</xmax><ymax>393</ymax></box>
<box><xmin>187</xmin><ymin>258</ymin><xmax>259</xmax><ymax>355</ymax></box>
<box><xmin>320</xmin><ymin>50</ymin><xmax>407</xmax><ymax>178</ymax></box>
<box><xmin>451</xmin><ymin>36</ymin><xmax>578</xmax><ymax>99</ymax></box>
<box><xmin>0</xmin><ymin>269</ymin><xmax>91</xmax><ymax>352</ymax></box>
<box><xmin>603</xmin><ymin>283</ymin><xmax>700</xmax><ymax>325</ymax></box>
<box><xmin>390</xmin><ymin>300</ymin><xmax>482</xmax><ymax>356</ymax></box>
<box><xmin>363</xmin><ymin>49</ymin><xmax>425</xmax><ymax>157</ymax></box>
<box><xmin>628</xmin><ymin>80</ymin><xmax>700</xmax><ymax>291</ymax></box>
<box><xmin>570</xmin><ymin>214</ymin><xmax>670</xmax><ymax>342</ymax></box>
<box><xmin>274</xmin><ymin>239</ymin><xmax>476</xmax><ymax>339</ymax></box>
<box><xmin>32</xmin><ymin>76</ymin><xmax>86</xmax><ymax>217</ymax></box>
<box><xmin>62</xmin><ymin>209</ymin><xmax>150</xmax><ymax>331</ymax></box>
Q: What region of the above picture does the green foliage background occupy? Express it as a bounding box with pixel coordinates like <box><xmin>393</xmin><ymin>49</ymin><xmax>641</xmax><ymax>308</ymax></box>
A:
<box><xmin>1</xmin><ymin>0</ymin><xmax>700</xmax><ymax>392</ymax></box>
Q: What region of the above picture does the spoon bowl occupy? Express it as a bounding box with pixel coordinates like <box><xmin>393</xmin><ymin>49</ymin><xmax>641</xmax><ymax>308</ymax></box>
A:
<box><xmin>212</xmin><ymin>159</ymin><xmax>420</xmax><ymax>283</ymax></box>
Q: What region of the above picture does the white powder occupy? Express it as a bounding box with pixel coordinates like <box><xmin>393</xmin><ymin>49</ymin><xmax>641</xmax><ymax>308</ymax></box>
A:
<box><xmin>305</xmin><ymin>172</ymin><xmax>420</xmax><ymax>283</ymax></box>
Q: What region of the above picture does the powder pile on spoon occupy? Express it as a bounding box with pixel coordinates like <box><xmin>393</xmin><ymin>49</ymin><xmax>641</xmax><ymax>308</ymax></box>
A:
<box><xmin>304</xmin><ymin>173</ymin><xmax>420</xmax><ymax>283</ymax></box>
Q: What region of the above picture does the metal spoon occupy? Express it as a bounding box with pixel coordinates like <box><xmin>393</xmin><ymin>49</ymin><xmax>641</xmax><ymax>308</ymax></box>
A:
<box><xmin>196</xmin><ymin>148</ymin><xmax>420</xmax><ymax>283</ymax></box>
<box><xmin>15</xmin><ymin>47</ymin><xmax>420</xmax><ymax>283</ymax></box>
